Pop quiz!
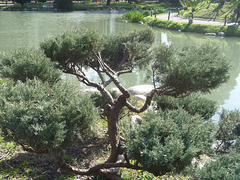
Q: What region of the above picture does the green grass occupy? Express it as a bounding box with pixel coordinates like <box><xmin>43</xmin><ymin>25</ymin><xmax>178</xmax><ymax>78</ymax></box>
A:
<box><xmin>180</xmin><ymin>2</ymin><xmax>235</xmax><ymax>21</ymax></box>
<box><xmin>0</xmin><ymin>136</ymin><xmax>21</xmax><ymax>154</ymax></box>
<box><xmin>144</xmin><ymin>16</ymin><xmax>240</xmax><ymax>37</ymax></box>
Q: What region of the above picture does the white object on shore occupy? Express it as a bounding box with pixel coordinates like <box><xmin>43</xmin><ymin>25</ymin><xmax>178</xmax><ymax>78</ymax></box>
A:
<box><xmin>128</xmin><ymin>85</ymin><xmax>154</xmax><ymax>95</ymax></box>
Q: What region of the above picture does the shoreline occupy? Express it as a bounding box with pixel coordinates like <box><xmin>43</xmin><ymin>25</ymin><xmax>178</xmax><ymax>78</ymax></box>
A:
<box><xmin>144</xmin><ymin>16</ymin><xmax>240</xmax><ymax>38</ymax></box>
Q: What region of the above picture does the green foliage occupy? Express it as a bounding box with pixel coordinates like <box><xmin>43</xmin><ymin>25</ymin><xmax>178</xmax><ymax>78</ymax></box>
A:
<box><xmin>179</xmin><ymin>0</ymin><xmax>202</xmax><ymax>8</ymax></box>
<box><xmin>0</xmin><ymin>79</ymin><xmax>7</xmax><ymax>84</ymax></box>
<box><xmin>215</xmin><ymin>109</ymin><xmax>240</xmax><ymax>151</ymax></box>
<box><xmin>53</xmin><ymin>0</ymin><xmax>73</xmax><ymax>11</ymax></box>
<box><xmin>0</xmin><ymin>79</ymin><xmax>98</xmax><ymax>154</ymax></box>
<box><xmin>231</xmin><ymin>0</ymin><xmax>240</xmax><ymax>7</ymax></box>
<box><xmin>122</xmin><ymin>9</ymin><xmax>166</xmax><ymax>23</ymax></box>
<box><xmin>38</xmin><ymin>0</ymin><xmax>47</xmax><ymax>3</ymax></box>
<box><xmin>126</xmin><ymin>109</ymin><xmax>214</xmax><ymax>176</ymax></box>
<box><xmin>0</xmin><ymin>49</ymin><xmax>61</xmax><ymax>84</ymax></box>
<box><xmin>41</xmin><ymin>28</ymin><xmax>154</xmax><ymax>72</ymax></box>
<box><xmin>151</xmin><ymin>43</ymin><xmax>230</xmax><ymax>96</ymax></box>
<box><xmin>101</xmin><ymin>28</ymin><xmax>154</xmax><ymax>71</ymax></box>
<box><xmin>122</xmin><ymin>11</ymin><xmax>150</xmax><ymax>23</ymax></box>
<box><xmin>0</xmin><ymin>136</ymin><xmax>21</xmax><ymax>153</ymax></box>
<box><xmin>196</xmin><ymin>153</ymin><xmax>240</xmax><ymax>180</ymax></box>
<box><xmin>144</xmin><ymin>17</ymin><xmax>240</xmax><ymax>37</ymax></box>
<box><xmin>90</xmin><ymin>91</ymin><xmax>118</xmax><ymax>109</ymax></box>
<box><xmin>154</xmin><ymin>94</ymin><xmax>217</xmax><ymax>120</ymax></box>
<box><xmin>40</xmin><ymin>29</ymin><xmax>103</xmax><ymax>72</ymax></box>
<box><xmin>0</xmin><ymin>161</ymin><xmax>31</xmax><ymax>176</ymax></box>
<box><xmin>180</xmin><ymin>2</ymin><xmax>235</xmax><ymax>21</ymax></box>
<box><xmin>15</xmin><ymin>0</ymin><xmax>31</xmax><ymax>7</ymax></box>
<box><xmin>168</xmin><ymin>0</ymin><xmax>180</xmax><ymax>5</ymax></box>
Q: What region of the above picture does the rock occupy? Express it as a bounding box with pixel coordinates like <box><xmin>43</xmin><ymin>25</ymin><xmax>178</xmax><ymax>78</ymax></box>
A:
<box><xmin>139</xmin><ymin>21</ymin><xmax>143</xmax><ymax>24</ymax></box>
<box><xmin>188</xmin><ymin>18</ymin><xmax>193</xmax><ymax>24</ymax></box>
<box><xmin>82</xmin><ymin>88</ymin><xmax>99</xmax><ymax>93</ymax></box>
<box><xmin>111</xmin><ymin>88</ymin><xmax>121</xmax><ymax>94</ymax></box>
<box><xmin>128</xmin><ymin>85</ymin><xmax>154</xmax><ymax>95</ymax></box>
<box><xmin>191</xmin><ymin>155</ymin><xmax>213</xmax><ymax>169</ymax></box>
<box><xmin>205</xmin><ymin>33</ymin><xmax>216</xmax><ymax>36</ymax></box>
<box><xmin>148</xmin><ymin>101</ymin><xmax>157</xmax><ymax>111</ymax></box>
<box><xmin>134</xmin><ymin>94</ymin><xmax>146</xmax><ymax>101</ymax></box>
<box><xmin>130</xmin><ymin>115</ymin><xmax>142</xmax><ymax>129</ymax></box>
<box><xmin>218</xmin><ymin>32</ymin><xmax>225</xmax><ymax>36</ymax></box>
<box><xmin>178</xmin><ymin>29</ymin><xmax>181</xmax><ymax>32</ymax></box>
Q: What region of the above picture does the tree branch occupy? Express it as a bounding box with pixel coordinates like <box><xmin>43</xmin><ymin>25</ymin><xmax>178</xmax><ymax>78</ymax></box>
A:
<box><xmin>116</xmin><ymin>65</ymin><xmax>133</xmax><ymax>76</ymax></box>
<box><xmin>64</xmin><ymin>70</ymin><xmax>114</xmax><ymax>105</ymax></box>
<box><xmin>94</xmin><ymin>51</ymin><xmax>131</xmax><ymax>98</ymax></box>
<box><xmin>57</xmin><ymin>155</ymin><xmax>143</xmax><ymax>176</ymax></box>
<box><xmin>125</xmin><ymin>89</ymin><xmax>156</xmax><ymax>113</ymax></box>
<box><xmin>117</xmin><ymin>54</ymin><xmax>128</xmax><ymax>71</ymax></box>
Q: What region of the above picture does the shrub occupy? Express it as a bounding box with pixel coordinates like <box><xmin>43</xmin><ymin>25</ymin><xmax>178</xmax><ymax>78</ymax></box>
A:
<box><xmin>0</xmin><ymin>49</ymin><xmax>61</xmax><ymax>84</ymax></box>
<box><xmin>215</xmin><ymin>109</ymin><xmax>240</xmax><ymax>152</ymax></box>
<box><xmin>0</xmin><ymin>79</ymin><xmax>98</xmax><ymax>154</ymax></box>
<box><xmin>15</xmin><ymin>0</ymin><xmax>31</xmax><ymax>8</ymax></box>
<box><xmin>168</xmin><ymin>0</ymin><xmax>180</xmax><ymax>5</ymax></box>
<box><xmin>38</xmin><ymin>0</ymin><xmax>47</xmax><ymax>3</ymax></box>
<box><xmin>122</xmin><ymin>11</ymin><xmax>150</xmax><ymax>23</ymax></box>
<box><xmin>53</xmin><ymin>0</ymin><xmax>73</xmax><ymax>11</ymax></box>
<box><xmin>154</xmin><ymin>94</ymin><xmax>217</xmax><ymax>120</ymax></box>
<box><xmin>126</xmin><ymin>109</ymin><xmax>214</xmax><ymax>176</ymax></box>
<box><xmin>196</xmin><ymin>153</ymin><xmax>240</xmax><ymax>180</ymax></box>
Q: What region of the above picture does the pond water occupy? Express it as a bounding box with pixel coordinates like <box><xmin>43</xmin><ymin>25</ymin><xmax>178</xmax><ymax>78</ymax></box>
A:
<box><xmin>0</xmin><ymin>11</ymin><xmax>240</xmax><ymax>118</ymax></box>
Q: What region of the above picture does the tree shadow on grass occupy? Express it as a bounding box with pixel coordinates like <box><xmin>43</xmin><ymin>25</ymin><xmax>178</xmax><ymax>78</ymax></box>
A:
<box><xmin>0</xmin><ymin>137</ymin><xmax>109</xmax><ymax>180</ymax></box>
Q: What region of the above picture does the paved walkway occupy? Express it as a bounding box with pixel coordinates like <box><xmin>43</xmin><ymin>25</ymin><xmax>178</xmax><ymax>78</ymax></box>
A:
<box><xmin>157</xmin><ymin>13</ymin><xmax>237</xmax><ymax>26</ymax></box>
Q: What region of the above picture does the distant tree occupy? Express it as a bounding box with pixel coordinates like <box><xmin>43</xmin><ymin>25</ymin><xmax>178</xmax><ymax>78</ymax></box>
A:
<box><xmin>53</xmin><ymin>0</ymin><xmax>73</xmax><ymax>11</ymax></box>
<box><xmin>15</xmin><ymin>0</ymin><xmax>31</xmax><ymax>8</ymax></box>
<box><xmin>38</xmin><ymin>0</ymin><xmax>47</xmax><ymax>3</ymax></box>
<box><xmin>0</xmin><ymin>28</ymin><xmax>230</xmax><ymax>178</ymax></box>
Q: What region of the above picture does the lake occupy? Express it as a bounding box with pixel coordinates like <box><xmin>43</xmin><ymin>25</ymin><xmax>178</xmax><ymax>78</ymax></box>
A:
<box><xmin>0</xmin><ymin>10</ymin><xmax>239</xmax><ymax>118</ymax></box>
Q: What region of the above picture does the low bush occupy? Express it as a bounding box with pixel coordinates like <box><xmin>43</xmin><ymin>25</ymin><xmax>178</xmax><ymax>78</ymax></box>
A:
<box><xmin>215</xmin><ymin>109</ymin><xmax>240</xmax><ymax>152</ymax></box>
<box><xmin>122</xmin><ymin>10</ymin><xmax>151</xmax><ymax>23</ymax></box>
<box><xmin>53</xmin><ymin>0</ymin><xmax>73</xmax><ymax>11</ymax></box>
<box><xmin>0</xmin><ymin>79</ymin><xmax>98</xmax><ymax>154</ymax></box>
<box><xmin>195</xmin><ymin>153</ymin><xmax>240</xmax><ymax>179</ymax></box>
<box><xmin>126</xmin><ymin>109</ymin><xmax>215</xmax><ymax>176</ymax></box>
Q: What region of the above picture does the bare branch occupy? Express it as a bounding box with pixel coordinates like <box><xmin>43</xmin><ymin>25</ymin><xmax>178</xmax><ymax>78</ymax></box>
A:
<box><xmin>93</xmin><ymin>51</ymin><xmax>130</xmax><ymax>98</ymax></box>
<box><xmin>125</xmin><ymin>90</ymin><xmax>156</xmax><ymax>113</ymax></box>
<box><xmin>117</xmin><ymin>54</ymin><xmax>128</xmax><ymax>71</ymax></box>
<box><xmin>57</xmin><ymin>155</ymin><xmax>143</xmax><ymax>176</ymax></box>
<box><xmin>64</xmin><ymin>70</ymin><xmax>114</xmax><ymax>105</ymax></box>
<box><xmin>116</xmin><ymin>65</ymin><xmax>134</xmax><ymax>76</ymax></box>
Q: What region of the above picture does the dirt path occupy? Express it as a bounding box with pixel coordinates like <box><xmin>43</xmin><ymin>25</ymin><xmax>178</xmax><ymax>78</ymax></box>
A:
<box><xmin>157</xmin><ymin>13</ymin><xmax>237</xmax><ymax>26</ymax></box>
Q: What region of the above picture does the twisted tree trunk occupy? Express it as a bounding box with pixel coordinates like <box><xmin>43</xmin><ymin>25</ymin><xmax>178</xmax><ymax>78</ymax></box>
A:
<box><xmin>106</xmin><ymin>95</ymin><xmax>127</xmax><ymax>163</ymax></box>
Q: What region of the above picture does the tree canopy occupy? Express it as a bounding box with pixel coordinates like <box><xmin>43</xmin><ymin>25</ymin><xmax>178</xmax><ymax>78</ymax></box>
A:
<box><xmin>0</xmin><ymin>28</ymin><xmax>230</xmax><ymax>178</ymax></box>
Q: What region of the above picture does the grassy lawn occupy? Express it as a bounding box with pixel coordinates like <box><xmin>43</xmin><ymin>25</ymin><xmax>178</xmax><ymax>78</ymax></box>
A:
<box><xmin>180</xmin><ymin>1</ymin><xmax>235</xmax><ymax>21</ymax></box>
<box><xmin>144</xmin><ymin>16</ymin><xmax>240</xmax><ymax>37</ymax></box>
